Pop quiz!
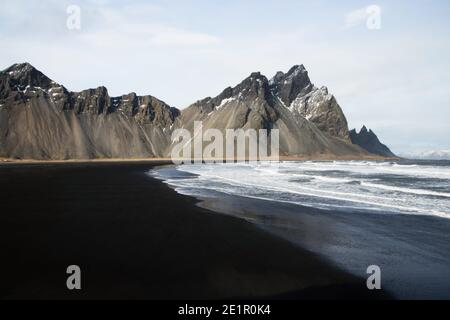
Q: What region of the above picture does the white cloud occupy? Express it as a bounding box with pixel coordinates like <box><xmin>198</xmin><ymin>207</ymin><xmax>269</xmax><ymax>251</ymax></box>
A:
<box><xmin>79</xmin><ymin>4</ymin><xmax>220</xmax><ymax>47</ymax></box>
<box><xmin>0</xmin><ymin>1</ymin><xmax>219</xmax><ymax>48</ymax></box>
<box><xmin>78</xmin><ymin>24</ymin><xmax>219</xmax><ymax>48</ymax></box>
<box><xmin>345</xmin><ymin>7</ymin><xmax>369</xmax><ymax>29</ymax></box>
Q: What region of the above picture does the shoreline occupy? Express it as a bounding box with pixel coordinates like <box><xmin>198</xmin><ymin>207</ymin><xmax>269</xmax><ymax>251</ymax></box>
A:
<box><xmin>155</xmin><ymin>165</ymin><xmax>450</xmax><ymax>299</ymax></box>
<box><xmin>0</xmin><ymin>161</ymin><xmax>390</xmax><ymax>299</ymax></box>
<box><xmin>0</xmin><ymin>154</ymin><xmax>399</xmax><ymax>165</ymax></box>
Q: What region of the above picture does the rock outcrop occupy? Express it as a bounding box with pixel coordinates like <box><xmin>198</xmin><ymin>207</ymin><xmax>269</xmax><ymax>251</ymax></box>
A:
<box><xmin>349</xmin><ymin>126</ymin><xmax>396</xmax><ymax>157</ymax></box>
<box><xmin>270</xmin><ymin>65</ymin><xmax>349</xmax><ymax>139</ymax></box>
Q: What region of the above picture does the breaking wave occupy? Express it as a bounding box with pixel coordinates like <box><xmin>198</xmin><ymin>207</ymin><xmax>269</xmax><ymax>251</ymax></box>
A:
<box><xmin>151</xmin><ymin>160</ymin><xmax>450</xmax><ymax>219</ymax></box>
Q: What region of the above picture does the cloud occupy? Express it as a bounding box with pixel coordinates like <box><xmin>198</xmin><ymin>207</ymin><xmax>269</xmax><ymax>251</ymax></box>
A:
<box><xmin>78</xmin><ymin>24</ymin><xmax>220</xmax><ymax>48</ymax></box>
<box><xmin>0</xmin><ymin>1</ymin><xmax>219</xmax><ymax>47</ymax></box>
<box><xmin>78</xmin><ymin>3</ymin><xmax>220</xmax><ymax>47</ymax></box>
<box><xmin>344</xmin><ymin>7</ymin><xmax>369</xmax><ymax>28</ymax></box>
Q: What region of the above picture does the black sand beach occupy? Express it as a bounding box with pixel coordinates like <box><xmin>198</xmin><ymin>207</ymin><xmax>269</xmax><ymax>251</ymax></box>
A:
<box><xmin>0</xmin><ymin>162</ymin><xmax>387</xmax><ymax>299</ymax></box>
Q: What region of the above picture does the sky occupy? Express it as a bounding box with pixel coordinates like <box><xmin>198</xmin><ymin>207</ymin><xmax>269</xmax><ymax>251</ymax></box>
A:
<box><xmin>1</xmin><ymin>0</ymin><xmax>449</xmax><ymax>154</ymax></box>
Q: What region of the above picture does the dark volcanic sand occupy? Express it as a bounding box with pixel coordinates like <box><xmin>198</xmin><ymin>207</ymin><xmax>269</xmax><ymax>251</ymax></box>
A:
<box><xmin>0</xmin><ymin>162</ymin><xmax>388</xmax><ymax>299</ymax></box>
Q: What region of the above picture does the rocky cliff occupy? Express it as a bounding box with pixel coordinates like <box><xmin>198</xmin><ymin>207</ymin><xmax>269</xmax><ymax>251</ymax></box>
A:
<box><xmin>349</xmin><ymin>126</ymin><xmax>396</xmax><ymax>157</ymax></box>
<box><xmin>0</xmin><ymin>62</ymin><xmax>393</xmax><ymax>160</ymax></box>
<box><xmin>179</xmin><ymin>65</ymin><xmax>363</xmax><ymax>157</ymax></box>
<box><xmin>0</xmin><ymin>63</ymin><xmax>178</xmax><ymax>159</ymax></box>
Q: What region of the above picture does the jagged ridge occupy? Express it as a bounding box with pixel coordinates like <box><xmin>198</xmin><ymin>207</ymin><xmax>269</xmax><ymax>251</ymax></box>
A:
<box><xmin>179</xmin><ymin>65</ymin><xmax>364</xmax><ymax>157</ymax></box>
<box><xmin>0</xmin><ymin>63</ymin><xmax>394</xmax><ymax>160</ymax></box>
<box><xmin>0</xmin><ymin>63</ymin><xmax>178</xmax><ymax>159</ymax></box>
<box><xmin>349</xmin><ymin>126</ymin><xmax>396</xmax><ymax>157</ymax></box>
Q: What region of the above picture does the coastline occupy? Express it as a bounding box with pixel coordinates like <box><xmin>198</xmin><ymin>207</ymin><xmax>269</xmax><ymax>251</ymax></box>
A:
<box><xmin>0</xmin><ymin>157</ymin><xmax>174</xmax><ymax>164</ymax></box>
<box><xmin>159</xmin><ymin>165</ymin><xmax>450</xmax><ymax>299</ymax></box>
<box><xmin>0</xmin><ymin>153</ymin><xmax>399</xmax><ymax>165</ymax></box>
<box><xmin>0</xmin><ymin>161</ymin><xmax>389</xmax><ymax>299</ymax></box>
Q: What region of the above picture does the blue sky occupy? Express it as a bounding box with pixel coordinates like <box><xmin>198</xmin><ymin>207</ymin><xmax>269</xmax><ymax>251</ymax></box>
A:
<box><xmin>1</xmin><ymin>0</ymin><xmax>449</xmax><ymax>153</ymax></box>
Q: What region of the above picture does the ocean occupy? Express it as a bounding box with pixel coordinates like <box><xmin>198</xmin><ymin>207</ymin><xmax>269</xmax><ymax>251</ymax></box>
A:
<box><xmin>151</xmin><ymin>160</ymin><xmax>450</xmax><ymax>299</ymax></box>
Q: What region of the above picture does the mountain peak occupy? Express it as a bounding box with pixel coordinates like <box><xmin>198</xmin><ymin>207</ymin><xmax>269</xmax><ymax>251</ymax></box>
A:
<box><xmin>238</xmin><ymin>71</ymin><xmax>269</xmax><ymax>88</ymax></box>
<box><xmin>350</xmin><ymin>126</ymin><xmax>396</xmax><ymax>157</ymax></box>
<box><xmin>355</xmin><ymin>125</ymin><xmax>373</xmax><ymax>135</ymax></box>
<box><xmin>287</xmin><ymin>64</ymin><xmax>306</xmax><ymax>75</ymax></box>
<box><xmin>247</xmin><ymin>71</ymin><xmax>267</xmax><ymax>81</ymax></box>
<box><xmin>229</xmin><ymin>72</ymin><xmax>270</xmax><ymax>100</ymax></box>
<box><xmin>2</xmin><ymin>62</ymin><xmax>54</xmax><ymax>89</ymax></box>
<box><xmin>269</xmin><ymin>64</ymin><xmax>313</xmax><ymax>106</ymax></box>
<box><xmin>4</xmin><ymin>62</ymin><xmax>37</xmax><ymax>76</ymax></box>
<box><xmin>7</xmin><ymin>62</ymin><xmax>33</xmax><ymax>69</ymax></box>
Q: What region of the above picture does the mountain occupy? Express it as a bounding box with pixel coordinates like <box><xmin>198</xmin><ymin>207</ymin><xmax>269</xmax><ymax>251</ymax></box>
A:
<box><xmin>0</xmin><ymin>63</ymin><xmax>178</xmax><ymax>159</ymax></box>
<box><xmin>179</xmin><ymin>65</ymin><xmax>364</xmax><ymax>157</ymax></box>
<box><xmin>400</xmin><ymin>150</ymin><xmax>450</xmax><ymax>160</ymax></box>
<box><xmin>0</xmin><ymin>62</ymin><xmax>392</xmax><ymax>160</ymax></box>
<box><xmin>349</xmin><ymin>126</ymin><xmax>396</xmax><ymax>157</ymax></box>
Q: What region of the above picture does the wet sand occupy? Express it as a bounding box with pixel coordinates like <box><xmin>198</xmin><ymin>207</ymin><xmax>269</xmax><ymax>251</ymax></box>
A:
<box><xmin>0</xmin><ymin>162</ymin><xmax>388</xmax><ymax>299</ymax></box>
<box><xmin>197</xmin><ymin>193</ymin><xmax>450</xmax><ymax>299</ymax></box>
